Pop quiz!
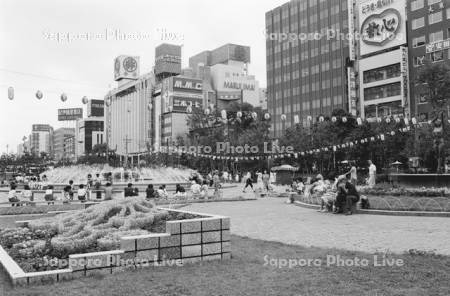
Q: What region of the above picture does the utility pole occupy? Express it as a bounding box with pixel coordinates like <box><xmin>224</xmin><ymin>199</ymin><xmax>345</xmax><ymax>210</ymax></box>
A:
<box><xmin>123</xmin><ymin>135</ymin><xmax>132</xmax><ymax>168</ymax></box>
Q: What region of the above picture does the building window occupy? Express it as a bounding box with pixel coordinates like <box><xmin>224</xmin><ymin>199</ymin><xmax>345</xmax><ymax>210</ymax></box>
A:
<box><xmin>411</xmin><ymin>0</ymin><xmax>424</xmax><ymax>11</ymax></box>
<box><xmin>364</xmin><ymin>82</ymin><xmax>401</xmax><ymax>101</ymax></box>
<box><xmin>414</xmin><ymin>55</ymin><xmax>426</xmax><ymax>67</ymax></box>
<box><xmin>427</xmin><ymin>0</ymin><xmax>441</xmax><ymax>5</ymax></box>
<box><xmin>417</xmin><ymin>93</ymin><xmax>428</xmax><ymax>104</ymax></box>
<box><xmin>431</xmin><ymin>50</ymin><xmax>444</xmax><ymax>62</ymax></box>
<box><xmin>447</xmin><ymin>8</ymin><xmax>450</xmax><ymax>19</ymax></box>
<box><xmin>413</xmin><ymin>36</ymin><xmax>426</xmax><ymax>47</ymax></box>
<box><xmin>412</xmin><ymin>17</ymin><xmax>425</xmax><ymax>30</ymax></box>
<box><xmin>429</xmin><ymin>11</ymin><xmax>443</xmax><ymax>25</ymax></box>
<box><xmin>363</xmin><ymin>64</ymin><xmax>401</xmax><ymax>83</ymax></box>
<box><xmin>429</xmin><ymin>30</ymin><xmax>443</xmax><ymax>43</ymax></box>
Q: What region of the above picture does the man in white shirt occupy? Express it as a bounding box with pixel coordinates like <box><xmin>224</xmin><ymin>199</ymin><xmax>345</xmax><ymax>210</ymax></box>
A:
<box><xmin>368</xmin><ymin>160</ymin><xmax>377</xmax><ymax>188</ymax></box>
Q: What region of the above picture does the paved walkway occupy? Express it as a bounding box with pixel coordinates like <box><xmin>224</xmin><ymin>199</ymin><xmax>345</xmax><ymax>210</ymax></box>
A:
<box><xmin>185</xmin><ymin>195</ymin><xmax>450</xmax><ymax>255</ymax></box>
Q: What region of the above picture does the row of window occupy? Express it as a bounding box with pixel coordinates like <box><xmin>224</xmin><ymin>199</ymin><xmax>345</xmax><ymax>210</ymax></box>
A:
<box><xmin>271</xmin><ymin>95</ymin><xmax>344</xmax><ymax>115</ymax></box>
<box><xmin>364</xmin><ymin>82</ymin><xmax>402</xmax><ymax>101</ymax></box>
<box><xmin>412</xmin><ymin>29</ymin><xmax>450</xmax><ymax>48</ymax></box>
<box><xmin>413</xmin><ymin>49</ymin><xmax>450</xmax><ymax>66</ymax></box>
<box><xmin>363</xmin><ymin>64</ymin><xmax>401</xmax><ymax>84</ymax></box>
<box><xmin>411</xmin><ymin>0</ymin><xmax>444</xmax><ymax>11</ymax></box>
<box><xmin>411</xmin><ymin>9</ymin><xmax>450</xmax><ymax>30</ymax></box>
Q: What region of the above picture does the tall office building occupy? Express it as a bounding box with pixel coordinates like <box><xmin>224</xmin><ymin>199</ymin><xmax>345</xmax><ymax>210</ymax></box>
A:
<box><xmin>30</xmin><ymin>124</ymin><xmax>53</xmax><ymax>157</ymax></box>
<box><xmin>266</xmin><ymin>0</ymin><xmax>351</xmax><ymax>138</ymax></box>
<box><xmin>53</xmin><ymin>128</ymin><xmax>75</xmax><ymax>161</ymax></box>
<box><xmin>155</xmin><ymin>43</ymin><xmax>182</xmax><ymax>81</ymax></box>
<box><xmin>407</xmin><ymin>0</ymin><xmax>450</xmax><ymax>121</ymax></box>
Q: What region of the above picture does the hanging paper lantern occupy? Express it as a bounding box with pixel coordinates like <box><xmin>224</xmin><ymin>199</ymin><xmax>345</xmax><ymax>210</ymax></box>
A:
<box><xmin>376</xmin><ymin>117</ymin><xmax>382</xmax><ymax>123</ymax></box>
<box><xmin>60</xmin><ymin>93</ymin><xmax>68</xmax><ymax>102</ymax></box>
<box><xmin>395</xmin><ymin>117</ymin><xmax>401</xmax><ymax>123</ymax></box>
<box><xmin>236</xmin><ymin>111</ymin><xmax>242</xmax><ymax>118</ymax></box>
<box><xmin>331</xmin><ymin>116</ymin><xmax>337</xmax><ymax>122</ymax></box>
<box><xmin>8</xmin><ymin>87</ymin><xmax>14</xmax><ymax>100</ymax></box>
<box><xmin>411</xmin><ymin>117</ymin><xmax>417</xmax><ymax>125</ymax></box>
<box><xmin>36</xmin><ymin>90</ymin><xmax>43</xmax><ymax>100</ymax></box>
<box><xmin>82</xmin><ymin>96</ymin><xmax>89</xmax><ymax>104</ymax></box>
<box><xmin>404</xmin><ymin>118</ymin><xmax>409</xmax><ymax>125</ymax></box>
<box><xmin>370</xmin><ymin>137</ymin><xmax>375</xmax><ymax>142</ymax></box>
<box><xmin>187</xmin><ymin>106</ymin><xmax>193</xmax><ymax>113</ymax></box>
<box><xmin>264</xmin><ymin>113</ymin><xmax>271</xmax><ymax>120</ymax></box>
<box><xmin>307</xmin><ymin>115</ymin><xmax>312</xmax><ymax>121</ymax></box>
<box><xmin>391</xmin><ymin>131</ymin><xmax>395</xmax><ymax>136</ymax></box>
<box><xmin>251</xmin><ymin>112</ymin><xmax>257</xmax><ymax>120</ymax></box>
<box><xmin>386</xmin><ymin>117</ymin><xmax>391</xmax><ymax>123</ymax></box>
<box><xmin>342</xmin><ymin>116</ymin><xmax>347</xmax><ymax>123</ymax></box>
<box><xmin>294</xmin><ymin>115</ymin><xmax>300</xmax><ymax>124</ymax></box>
<box><xmin>204</xmin><ymin>108</ymin><xmax>210</xmax><ymax>115</ymax></box>
<box><xmin>221</xmin><ymin>110</ymin><xmax>227</xmax><ymax>120</ymax></box>
<box><xmin>357</xmin><ymin>117</ymin><xmax>362</xmax><ymax>125</ymax></box>
<box><xmin>427</xmin><ymin>120</ymin><xmax>432</xmax><ymax>125</ymax></box>
<box><xmin>281</xmin><ymin>114</ymin><xmax>287</xmax><ymax>121</ymax></box>
<box><xmin>319</xmin><ymin>116</ymin><xmax>324</xmax><ymax>122</ymax></box>
<box><xmin>106</xmin><ymin>97</ymin><xmax>112</xmax><ymax>107</ymax></box>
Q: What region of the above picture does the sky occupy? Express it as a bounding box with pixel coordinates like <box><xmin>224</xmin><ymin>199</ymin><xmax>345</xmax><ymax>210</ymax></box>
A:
<box><xmin>0</xmin><ymin>0</ymin><xmax>288</xmax><ymax>154</ymax></box>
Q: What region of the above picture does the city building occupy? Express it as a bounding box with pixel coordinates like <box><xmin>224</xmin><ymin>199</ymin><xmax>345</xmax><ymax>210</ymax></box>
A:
<box><xmin>259</xmin><ymin>88</ymin><xmax>268</xmax><ymax>110</ymax></box>
<box><xmin>407</xmin><ymin>0</ymin><xmax>450</xmax><ymax>122</ymax></box>
<box><xmin>189</xmin><ymin>44</ymin><xmax>261</xmax><ymax>109</ymax></box>
<box><xmin>63</xmin><ymin>136</ymin><xmax>75</xmax><ymax>161</ymax></box>
<box><xmin>53</xmin><ymin>128</ymin><xmax>75</xmax><ymax>161</ymax></box>
<box><xmin>105</xmin><ymin>56</ymin><xmax>154</xmax><ymax>162</ymax></box>
<box><xmin>356</xmin><ymin>0</ymin><xmax>410</xmax><ymax>119</ymax></box>
<box><xmin>30</xmin><ymin>124</ymin><xmax>53</xmax><ymax>157</ymax></box>
<box><xmin>155</xmin><ymin>43</ymin><xmax>182</xmax><ymax>82</ymax></box>
<box><xmin>75</xmin><ymin>117</ymin><xmax>105</xmax><ymax>159</ymax></box>
<box><xmin>265</xmin><ymin>0</ymin><xmax>351</xmax><ymax>137</ymax></box>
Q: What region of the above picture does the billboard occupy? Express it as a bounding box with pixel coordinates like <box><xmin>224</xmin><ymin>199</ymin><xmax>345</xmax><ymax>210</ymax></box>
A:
<box><xmin>347</xmin><ymin>68</ymin><xmax>358</xmax><ymax>116</ymax></box>
<box><xmin>358</xmin><ymin>0</ymin><xmax>407</xmax><ymax>56</ymax></box>
<box><xmin>87</xmin><ymin>100</ymin><xmax>104</xmax><ymax>117</ymax></box>
<box><xmin>32</xmin><ymin>124</ymin><xmax>51</xmax><ymax>132</ymax></box>
<box><xmin>114</xmin><ymin>55</ymin><xmax>140</xmax><ymax>81</ymax></box>
<box><xmin>172</xmin><ymin>97</ymin><xmax>202</xmax><ymax>113</ymax></box>
<box><xmin>58</xmin><ymin>108</ymin><xmax>83</xmax><ymax>121</ymax></box>
<box><xmin>172</xmin><ymin>77</ymin><xmax>202</xmax><ymax>92</ymax></box>
<box><xmin>400</xmin><ymin>46</ymin><xmax>410</xmax><ymax>117</ymax></box>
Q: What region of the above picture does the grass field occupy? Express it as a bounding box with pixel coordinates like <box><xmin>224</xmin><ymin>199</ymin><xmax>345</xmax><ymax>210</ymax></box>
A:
<box><xmin>1</xmin><ymin>235</ymin><xmax>449</xmax><ymax>296</ymax></box>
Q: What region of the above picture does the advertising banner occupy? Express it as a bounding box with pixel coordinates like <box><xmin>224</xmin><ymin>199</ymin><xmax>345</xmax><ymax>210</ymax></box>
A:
<box><xmin>173</xmin><ymin>77</ymin><xmax>202</xmax><ymax>92</ymax></box>
<box><xmin>400</xmin><ymin>46</ymin><xmax>410</xmax><ymax>116</ymax></box>
<box><xmin>347</xmin><ymin>68</ymin><xmax>358</xmax><ymax>116</ymax></box>
<box><xmin>58</xmin><ymin>108</ymin><xmax>83</xmax><ymax>121</ymax></box>
<box><xmin>87</xmin><ymin>100</ymin><xmax>104</xmax><ymax>117</ymax></box>
<box><xmin>172</xmin><ymin>97</ymin><xmax>202</xmax><ymax>113</ymax></box>
<box><xmin>358</xmin><ymin>0</ymin><xmax>407</xmax><ymax>56</ymax></box>
<box><xmin>114</xmin><ymin>55</ymin><xmax>140</xmax><ymax>81</ymax></box>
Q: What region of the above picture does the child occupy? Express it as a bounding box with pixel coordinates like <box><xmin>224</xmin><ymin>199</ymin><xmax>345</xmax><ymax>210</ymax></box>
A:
<box><xmin>104</xmin><ymin>183</ymin><xmax>113</xmax><ymax>201</ymax></box>
<box><xmin>146</xmin><ymin>184</ymin><xmax>155</xmax><ymax>200</ymax></box>
<box><xmin>68</xmin><ymin>180</ymin><xmax>75</xmax><ymax>201</ymax></box>
<box><xmin>77</xmin><ymin>184</ymin><xmax>87</xmax><ymax>203</ymax></box>
<box><xmin>62</xmin><ymin>186</ymin><xmax>71</xmax><ymax>204</ymax></box>
<box><xmin>44</xmin><ymin>185</ymin><xmax>55</xmax><ymax>205</ymax></box>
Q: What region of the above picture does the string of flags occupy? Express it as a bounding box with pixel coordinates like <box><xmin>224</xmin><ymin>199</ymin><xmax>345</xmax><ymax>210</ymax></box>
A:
<box><xmin>153</xmin><ymin>118</ymin><xmax>442</xmax><ymax>161</ymax></box>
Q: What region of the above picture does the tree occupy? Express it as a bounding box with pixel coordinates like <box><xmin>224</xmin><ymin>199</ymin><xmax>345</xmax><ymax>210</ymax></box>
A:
<box><xmin>416</xmin><ymin>62</ymin><xmax>450</xmax><ymax>113</ymax></box>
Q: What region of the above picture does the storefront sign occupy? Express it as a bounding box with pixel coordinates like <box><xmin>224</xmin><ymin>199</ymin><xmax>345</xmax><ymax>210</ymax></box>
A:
<box><xmin>358</xmin><ymin>0</ymin><xmax>406</xmax><ymax>56</ymax></box>
<box><xmin>400</xmin><ymin>46</ymin><xmax>410</xmax><ymax>116</ymax></box>
<box><xmin>87</xmin><ymin>100</ymin><xmax>104</xmax><ymax>117</ymax></box>
<box><xmin>172</xmin><ymin>97</ymin><xmax>202</xmax><ymax>112</ymax></box>
<box><xmin>348</xmin><ymin>0</ymin><xmax>356</xmax><ymax>61</ymax></box>
<box><xmin>223</xmin><ymin>81</ymin><xmax>255</xmax><ymax>91</ymax></box>
<box><xmin>173</xmin><ymin>77</ymin><xmax>202</xmax><ymax>91</ymax></box>
<box><xmin>426</xmin><ymin>38</ymin><xmax>450</xmax><ymax>54</ymax></box>
<box><xmin>347</xmin><ymin>68</ymin><xmax>357</xmax><ymax>116</ymax></box>
<box><xmin>58</xmin><ymin>108</ymin><xmax>83</xmax><ymax>121</ymax></box>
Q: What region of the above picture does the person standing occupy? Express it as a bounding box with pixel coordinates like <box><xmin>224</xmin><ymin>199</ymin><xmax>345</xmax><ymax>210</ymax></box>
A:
<box><xmin>347</xmin><ymin>165</ymin><xmax>357</xmax><ymax>186</ymax></box>
<box><xmin>104</xmin><ymin>183</ymin><xmax>113</xmax><ymax>201</ymax></box>
<box><xmin>262</xmin><ymin>170</ymin><xmax>270</xmax><ymax>192</ymax></box>
<box><xmin>368</xmin><ymin>160</ymin><xmax>377</xmax><ymax>188</ymax></box>
<box><xmin>243</xmin><ymin>172</ymin><xmax>254</xmax><ymax>193</ymax></box>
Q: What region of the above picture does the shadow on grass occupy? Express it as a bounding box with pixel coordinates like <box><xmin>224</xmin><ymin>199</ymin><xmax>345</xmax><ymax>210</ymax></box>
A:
<box><xmin>1</xmin><ymin>235</ymin><xmax>449</xmax><ymax>296</ymax></box>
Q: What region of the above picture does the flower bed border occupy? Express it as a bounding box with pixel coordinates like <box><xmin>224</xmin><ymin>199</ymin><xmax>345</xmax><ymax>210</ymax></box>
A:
<box><xmin>0</xmin><ymin>207</ymin><xmax>231</xmax><ymax>287</ymax></box>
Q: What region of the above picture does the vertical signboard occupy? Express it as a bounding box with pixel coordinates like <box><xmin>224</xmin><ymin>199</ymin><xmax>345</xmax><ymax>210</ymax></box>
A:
<box><xmin>347</xmin><ymin>68</ymin><xmax>358</xmax><ymax>116</ymax></box>
<box><xmin>400</xmin><ymin>46</ymin><xmax>410</xmax><ymax>117</ymax></box>
<box><xmin>348</xmin><ymin>0</ymin><xmax>356</xmax><ymax>61</ymax></box>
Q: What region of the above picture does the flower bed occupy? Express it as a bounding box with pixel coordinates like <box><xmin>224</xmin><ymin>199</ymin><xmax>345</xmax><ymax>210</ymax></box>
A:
<box><xmin>359</xmin><ymin>184</ymin><xmax>450</xmax><ymax>198</ymax></box>
<box><xmin>0</xmin><ymin>198</ymin><xmax>231</xmax><ymax>286</ymax></box>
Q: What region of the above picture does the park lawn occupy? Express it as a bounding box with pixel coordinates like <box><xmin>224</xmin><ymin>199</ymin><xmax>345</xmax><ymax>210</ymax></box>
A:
<box><xmin>1</xmin><ymin>235</ymin><xmax>449</xmax><ymax>296</ymax></box>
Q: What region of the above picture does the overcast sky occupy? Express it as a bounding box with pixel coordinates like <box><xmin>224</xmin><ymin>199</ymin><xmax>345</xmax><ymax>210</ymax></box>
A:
<box><xmin>0</xmin><ymin>0</ymin><xmax>287</xmax><ymax>154</ymax></box>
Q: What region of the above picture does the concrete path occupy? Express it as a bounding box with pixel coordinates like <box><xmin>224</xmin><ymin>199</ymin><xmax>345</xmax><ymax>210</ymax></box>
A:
<box><xmin>185</xmin><ymin>195</ymin><xmax>450</xmax><ymax>255</ymax></box>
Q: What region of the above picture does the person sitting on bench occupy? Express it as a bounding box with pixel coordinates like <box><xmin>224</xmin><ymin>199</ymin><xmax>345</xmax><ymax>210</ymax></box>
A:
<box><xmin>8</xmin><ymin>184</ymin><xmax>20</xmax><ymax>206</ymax></box>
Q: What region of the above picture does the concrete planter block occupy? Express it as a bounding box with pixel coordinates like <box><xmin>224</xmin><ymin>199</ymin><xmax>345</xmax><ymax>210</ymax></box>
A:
<box><xmin>166</xmin><ymin>222</ymin><xmax>181</xmax><ymax>234</ymax></box>
<box><xmin>14</xmin><ymin>277</ymin><xmax>28</xmax><ymax>287</ymax></box>
<box><xmin>202</xmin><ymin>231</ymin><xmax>221</xmax><ymax>243</ymax></box>
<box><xmin>182</xmin><ymin>245</ymin><xmax>201</xmax><ymax>257</ymax></box>
<box><xmin>137</xmin><ymin>237</ymin><xmax>159</xmax><ymax>251</ymax></box>
<box><xmin>202</xmin><ymin>219</ymin><xmax>221</xmax><ymax>231</ymax></box>
<box><xmin>135</xmin><ymin>250</ymin><xmax>159</xmax><ymax>263</ymax></box>
<box><xmin>120</xmin><ymin>239</ymin><xmax>136</xmax><ymax>252</ymax></box>
<box><xmin>181</xmin><ymin>221</ymin><xmax>201</xmax><ymax>233</ymax></box>
<box><xmin>221</xmin><ymin>218</ymin><xmax>230</xmax><ymax>230</ymax></box>
<box><xmin>222</xmin><ymin>230</ymin><xmax>231</xmax><ymax>241</ymax></box>
<box><xmin>182</xmin><ymin>233</ymin><xmax>201</xmax><ymax>245</ymax></box>
<box><xmin>160</xmin><ymin>235</ymin><xmax>180</xmax><ymax>248</ymax></box>
<box><xmin>86</xmin><ymin>268</ymin><xmax>111</xmax><ymax>277</ymax></box>
<box><xmin>202</xmin><ymin>243</ymin><xmax>222</xmax><ymax>256</ymax></box>
<box><xmin>159</xmin><ymin>246</ymin><xmax>181</xmax><ymax>260</ymax></box>
<box><xmin>86</xmin><ymin>255</ymin><xmax>109</xmax><ymax>269</ymax></box>
<box><xmin>29</xmin><ymin>274</ymin><xmax>57</xmax><ymax>285</ymax></box>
